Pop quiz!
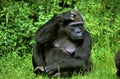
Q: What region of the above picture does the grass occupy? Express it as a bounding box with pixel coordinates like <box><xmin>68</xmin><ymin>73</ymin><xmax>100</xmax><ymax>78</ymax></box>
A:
<box><xmin>0</xmin><ymin>45</ymin><xmax>118</xmax><ymax>79</ymax></box>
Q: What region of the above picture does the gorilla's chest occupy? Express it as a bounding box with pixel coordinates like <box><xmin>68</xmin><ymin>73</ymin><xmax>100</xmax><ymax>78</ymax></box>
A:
<box><xmin>53</xmin><ymin>38</ymin><xmax>76</xmax><ymax>54</ymax></box>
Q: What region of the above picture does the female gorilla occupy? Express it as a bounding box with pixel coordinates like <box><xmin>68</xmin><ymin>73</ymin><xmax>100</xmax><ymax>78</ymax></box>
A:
<box><xmin>32</xmin><ymin>10</ymin><xmax>92</xmax><ymax>77</ymax></box>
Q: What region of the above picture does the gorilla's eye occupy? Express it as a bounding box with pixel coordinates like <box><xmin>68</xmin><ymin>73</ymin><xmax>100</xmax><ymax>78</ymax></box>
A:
<box><xmin>80</xmin><ymin>23</ymin><xmax>83</xmax><ymax>26</ymax></box>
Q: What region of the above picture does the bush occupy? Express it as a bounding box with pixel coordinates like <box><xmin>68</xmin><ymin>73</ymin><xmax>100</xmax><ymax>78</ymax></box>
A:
<box><xmin>0</xmin><ymin>0</ymin><xmax>120</xmax><ymax>56</ymax></box>
<box><xmin>0</xmin><ymin>1</ymin><xmax>36</xmax><ymax>56</ymax></box>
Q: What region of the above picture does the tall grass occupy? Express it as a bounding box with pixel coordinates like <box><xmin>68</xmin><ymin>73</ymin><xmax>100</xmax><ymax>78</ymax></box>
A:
<box><xmin>0</xmin><ymin>46</ymin><xmax>118</xmax><ymax>79</ymax></box>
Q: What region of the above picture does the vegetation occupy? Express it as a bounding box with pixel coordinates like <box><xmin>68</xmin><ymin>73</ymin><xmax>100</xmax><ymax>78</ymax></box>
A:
<box><xmin>0</xmin><ymin>0</ymin><xmax>120</xmax><ymax>79</ymax></box>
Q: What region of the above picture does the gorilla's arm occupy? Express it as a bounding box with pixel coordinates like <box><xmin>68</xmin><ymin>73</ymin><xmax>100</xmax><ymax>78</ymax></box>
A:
<box><xmin>35</xmin><ymin>16</ymin><xmax>59</xmax><ymax>43</ymax></box>
<box><xmin>35</xmin><ymin>12</ymin><xmax>75</xmax><ymax>44</ymax></box>
<box><xmin>75</xmin><ymin>31</ymin><xmax>92</xmax><ymax>61</ymax></box>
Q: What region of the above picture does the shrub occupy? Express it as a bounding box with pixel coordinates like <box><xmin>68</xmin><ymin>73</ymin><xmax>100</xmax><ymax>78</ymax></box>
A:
<box><xmin>0</xmin><ymin>1</ymin><xmax>36</xmax><ymax>56</ymax></box>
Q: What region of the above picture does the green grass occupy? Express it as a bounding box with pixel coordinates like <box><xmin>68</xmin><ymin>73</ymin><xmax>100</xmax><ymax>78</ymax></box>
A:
<box><xmin>0</xmin><ymin>45</ymin><xmax>118</xmax><ymax>79</ymax></box>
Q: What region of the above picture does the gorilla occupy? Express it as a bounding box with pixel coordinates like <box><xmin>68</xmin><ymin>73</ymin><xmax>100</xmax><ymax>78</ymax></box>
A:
<box><xmin>32</xmin><ymin>10</ymin><xmax>92</xmax><ymax>77</ymax></box>
<box><xmin>115</xmin><ymin>50</ymin><xmax>120</xmax><ymax>77</ymax></box>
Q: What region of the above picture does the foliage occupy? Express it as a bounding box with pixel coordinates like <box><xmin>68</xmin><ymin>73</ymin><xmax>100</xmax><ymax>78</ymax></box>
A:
<box><xmin>0</xmin><ymin>0</ymin><xmax>120</xmax><ymax>79</ymax></box>
<box><xmin>0</xmin><ymin>1</ymin><xmax>34</xmax><ymax>56</ymax></box>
